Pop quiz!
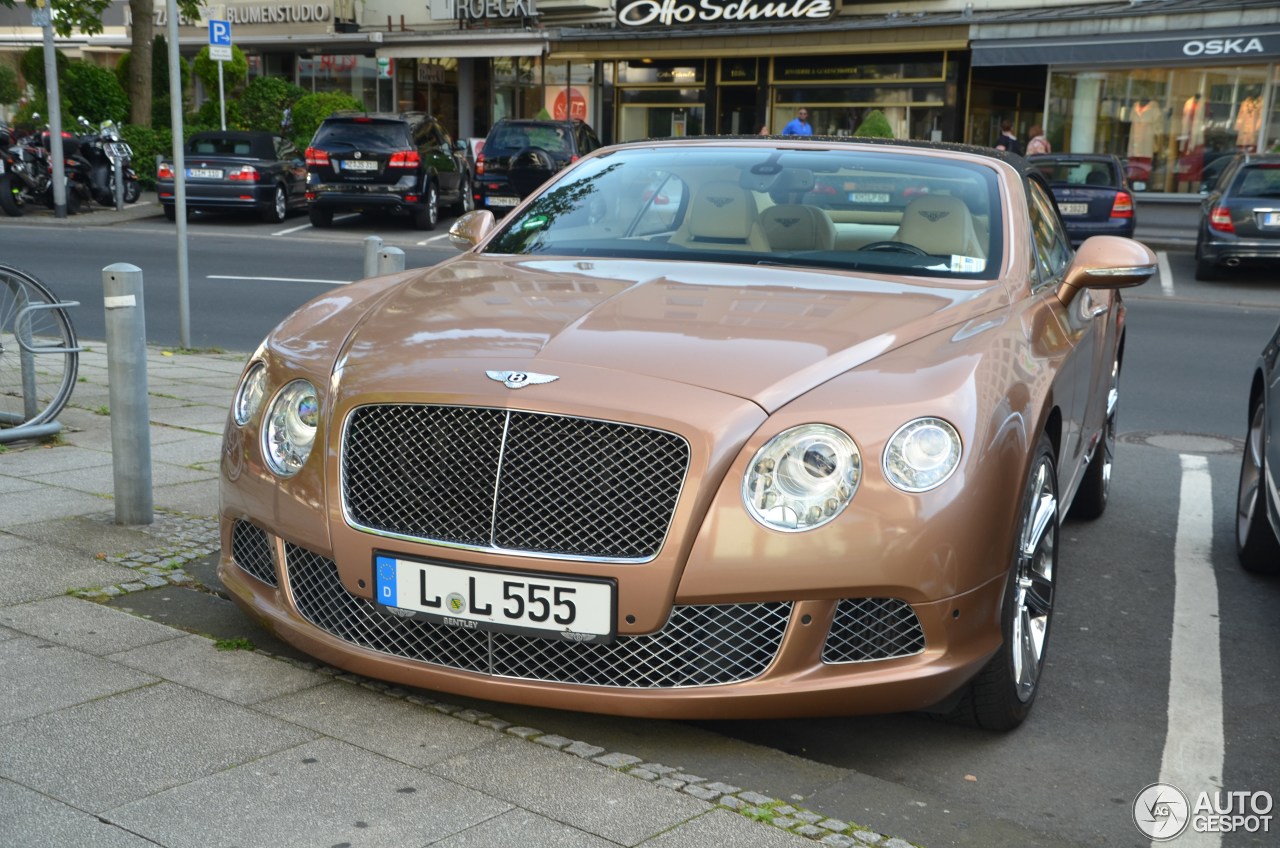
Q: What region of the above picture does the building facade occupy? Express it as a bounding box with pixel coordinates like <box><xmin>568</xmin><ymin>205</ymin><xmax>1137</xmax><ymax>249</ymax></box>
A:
<box><xmin>2</xmin><ymin>0</ymin><xmax>1278</xmax><ymax>197</ymax></box>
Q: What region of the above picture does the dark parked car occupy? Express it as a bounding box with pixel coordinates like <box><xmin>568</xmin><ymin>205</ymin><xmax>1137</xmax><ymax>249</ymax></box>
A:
<box><xmin>475</xmin><ymin>118</ymin><xmax>601</xmax><ymax>213</ymax></box>
<box><xmin>1195</xmin><ymin>153</ymin><xmax>1280</xmax><ymax>280</ymax></box>
<box><xmin>219</xmin><ymin>136</ymin><xmax>1157</xmax><ymax>729</ymax></box>
<box><xmin>1236</xmin><ymin>317</ymin><xmax>1280</xmax><ymax>573</ymax></box>
<box><xmin>1029</xmin><ymin>153</ymin><xmax>1135</xmax><ymax>245</ymax></box>
<box><xmin>156</xmin><ymin>131</ymin><xmax>307</xmax><ymax>223</ymax></box>
<box><xmin>304</xmin><ymin>112</ymin><xmax>473</xmax><ymax>230</ymax></box>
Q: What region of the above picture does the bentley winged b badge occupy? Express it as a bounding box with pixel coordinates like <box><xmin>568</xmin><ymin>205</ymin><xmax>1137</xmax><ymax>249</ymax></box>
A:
<box><xmin>486</xmin><ymin>370</ymin><xmax>559</xmax><ymax>389</ymax></box>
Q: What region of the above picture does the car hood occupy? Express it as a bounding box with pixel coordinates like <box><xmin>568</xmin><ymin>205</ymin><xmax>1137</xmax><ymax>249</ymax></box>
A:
<box><xmin>336</xmin><ymin>255</ymin><xmax>1009</xmax><ymax>412</ymax></box>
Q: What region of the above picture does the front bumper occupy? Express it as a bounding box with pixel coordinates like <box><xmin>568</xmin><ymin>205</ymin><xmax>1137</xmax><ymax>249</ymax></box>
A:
<box><xmin>218</xmin><ymin>516</ymin><xmax>1004</xmax><ymax>720</ymax></box>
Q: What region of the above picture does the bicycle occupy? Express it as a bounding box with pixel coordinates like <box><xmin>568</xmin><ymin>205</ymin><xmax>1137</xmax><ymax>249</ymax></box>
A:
<box><xmin>0</xmin><ymin>263</ymin><xmax>80</xmax><ymax>433</ymax></box>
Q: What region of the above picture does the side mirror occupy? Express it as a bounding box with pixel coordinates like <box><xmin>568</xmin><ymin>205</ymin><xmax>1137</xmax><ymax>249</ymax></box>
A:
<box><xmin>1058</xmin><ymin>235</ymin><xmax>1157</xmax><ymax>306</ymax></box>
<box><xmin>447</xmin><ymin>210</ymin><xmax>496</xmax><ymax>251</ymax></box>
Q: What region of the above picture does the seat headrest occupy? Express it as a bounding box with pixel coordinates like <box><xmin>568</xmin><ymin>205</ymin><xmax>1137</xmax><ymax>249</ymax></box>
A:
<box><xmin>687</xmin><ymin>181</ymin><xmax>758</xmax><ymax>242</ymax></box>
<box><xmin>761</xmin><ymin>204</ymin><xmax>835</xmax><ymax>251</ymax></box>
<box><xmin>894</xmin><ymin>194</ymin><xmax>983</xmax><ymax>258</ymax></box>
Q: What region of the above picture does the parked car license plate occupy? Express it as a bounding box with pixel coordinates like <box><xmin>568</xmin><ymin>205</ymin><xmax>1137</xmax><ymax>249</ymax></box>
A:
<box><xmin>1262</xmin><ymin>212</ymin><xmax>1280</xmax><ymax>227</ymax></box>
<box><xmin>1058</xmin><ymin>202</ymin><xmax>1088</xmax><ymax>216</ymax></box>
<box><xmin>373</xmin><ymin>553</ymin><xmax>616</xmax><ymax>642</ymax></box>
<box><xmin>849</xmin><ymin>192</ymin><xmax>890</xmax><ymax>204</ymax></box>
<box><xmin>342</xmin><ymin>160</ymin><xmax>378</xmax><ymax>171</ymax></box>
<box><xmin>485</xmin><ymin>196</ymin><xmax>520</xmax><ymax>207</ymax></box>
<box><xmin>187</xmin><ymin>168</ymin><xmax>222</xmax><ymax>179</ymax></box>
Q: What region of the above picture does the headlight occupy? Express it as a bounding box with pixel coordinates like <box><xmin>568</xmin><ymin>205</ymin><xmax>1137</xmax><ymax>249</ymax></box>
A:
<box><xmin>232</xmin><ymin>362</ymin><xmax>267</xmax><ymax>426</ymax></box>
<box><xmin>883</xmin><ymin>417</ymin><xmax>962</xmax><ymax>492</ymax></box>
<box><xmin>743</xmin><ymin>424</ymin><xmax>861</xmax><ymax>531</ymax></box>
<box><xmin>262</xmin><ymin>380</ymin><xmax>319</xmax><ymax>476</ymax></box>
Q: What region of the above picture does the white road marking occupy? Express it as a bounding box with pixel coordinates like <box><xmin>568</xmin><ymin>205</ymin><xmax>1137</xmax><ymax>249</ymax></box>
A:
<box><xmin>416</xmin><ymin>233</ymin><xmax>450</xmax><ymax>246</ymax></box>
<box><xmin>207</xmin><ymin>275</ymin><xmax>350</xmax><ymax>286</ymax></box>
<box><xmin>272</xmin><ymin>222</ymin><xmax>314</xmax><ymax>236</ymax></box>
<box><xmin>1154</xmin><ymin>453</ymin><xmax>1223</xmax><ymax>847</ymax></box>
<box><xmin>1157</xmin><ymin>250</ymin><xmax>1174</xmax><ymax>297</ymax></box>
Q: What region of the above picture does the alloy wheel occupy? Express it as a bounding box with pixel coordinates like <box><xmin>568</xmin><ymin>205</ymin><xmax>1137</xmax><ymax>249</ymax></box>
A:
<box><xmin>1013</xmin><ymin>456</ymin><xmax>1057</xmax><ymax>703</ymax></box>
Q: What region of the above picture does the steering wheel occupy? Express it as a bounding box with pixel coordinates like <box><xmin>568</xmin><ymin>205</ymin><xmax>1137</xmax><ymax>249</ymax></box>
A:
<box><xmin>859</xmin><ymin>241</ymin><xmax>928</xmax><ymax>255</ymax></box>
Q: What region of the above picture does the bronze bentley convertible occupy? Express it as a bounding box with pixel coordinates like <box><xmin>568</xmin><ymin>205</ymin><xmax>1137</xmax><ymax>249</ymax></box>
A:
<box><xmin>219</xmin><ymin>137</ymin><xmax>1156</xmax><ymax>729</ymax></box>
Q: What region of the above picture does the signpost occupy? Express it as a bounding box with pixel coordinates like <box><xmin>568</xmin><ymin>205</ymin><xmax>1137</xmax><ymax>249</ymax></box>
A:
<box><xmin>209</xmin><ymin>20</ymin><xmax>232</xmax><ymax>131</ymax></box>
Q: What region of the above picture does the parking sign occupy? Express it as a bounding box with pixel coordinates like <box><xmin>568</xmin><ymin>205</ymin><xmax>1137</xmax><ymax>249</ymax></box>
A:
<box><xmin>209</xmin><ymin>20</ymin><xmax>232</xmax><ymax>61</ymax></box>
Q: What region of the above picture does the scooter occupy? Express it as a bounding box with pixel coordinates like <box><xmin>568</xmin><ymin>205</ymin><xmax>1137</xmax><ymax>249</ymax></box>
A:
<box><xmin>0</xmin><ymin>125</ymin><xmax>54</xmax><ymax>217</ymax></box>
<box><xmin>77</xmin><ymin>116</ymin><xmax>140</xmax><ymax>206</ymax></box>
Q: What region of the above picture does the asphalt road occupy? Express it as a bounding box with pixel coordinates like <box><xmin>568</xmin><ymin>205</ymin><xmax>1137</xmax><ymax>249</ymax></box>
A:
<box><xmin>2</xmin><ymin>210</ymin><xmax>1277</xmax><ymax>847</ymax></box>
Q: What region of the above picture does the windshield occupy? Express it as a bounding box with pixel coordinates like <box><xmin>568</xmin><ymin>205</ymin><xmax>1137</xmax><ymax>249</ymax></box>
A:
<box><xmin>482</xmin><ymin>146</ymin><xmax>1003</xmax><ymax>279</ymax></box>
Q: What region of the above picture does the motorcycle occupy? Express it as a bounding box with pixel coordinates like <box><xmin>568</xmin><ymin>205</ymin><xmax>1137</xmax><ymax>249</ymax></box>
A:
<box><xmin>76</xmin><ymin>116</ymin><xmax>140</xmax><ymax>206</ymax></box>
<box><xmin>0</xmin><ymin>117</ymin><xmax>95</xmax><ymax>217</ymax></box>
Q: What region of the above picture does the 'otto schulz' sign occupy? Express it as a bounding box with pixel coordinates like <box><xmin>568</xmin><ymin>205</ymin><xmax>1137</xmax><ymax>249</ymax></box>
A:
<box><xmin>618</xmin><ymin>0</ymin><xmax>832</xmax><ymax>27</ymax></box>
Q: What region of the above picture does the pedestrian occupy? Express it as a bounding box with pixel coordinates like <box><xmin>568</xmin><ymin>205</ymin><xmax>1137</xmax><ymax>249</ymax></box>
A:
<box><xmin>1025</xmin><ymin>124</ymin><xmax>1051</xmax><ymax>155</ymax></box>
<box><xmin>994</xmin><ymin>120</ymin><xmax>1021</xmax><ymax>155</ymax></box>
<box><xmin>781</xmin><ymin>108</ymin><xmax>813</xmax><ymax>136</ymax></box>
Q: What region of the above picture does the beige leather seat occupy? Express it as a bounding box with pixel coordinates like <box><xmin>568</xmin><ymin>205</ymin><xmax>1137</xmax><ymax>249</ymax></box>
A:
<box><xmin>760</xmin><ymin>204</ymin><xmax>836</xmax><ymax>251</ymax></box>
<box><xmin>891</xmin><ymin>194</ymin><xmax>986</xmax><ymax>258</ymax></box>
<box><xmin>671</xmin><ymin>180</ymin><xmax>769</xmax><ymax>251</ymax></box>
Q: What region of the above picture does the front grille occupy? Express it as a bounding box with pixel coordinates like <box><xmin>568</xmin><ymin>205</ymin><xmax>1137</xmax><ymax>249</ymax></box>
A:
<box><xmin>286</xmin><ymin>543</ymin><xmax>789</xmax><ymax>687</ymax></box>
<box><xmin>342</xmin><ymin>405</ymin><xmax>690</xmax><ymax>561</ymax></box>
<box><xmin>821</xmin><ymin>598</ymin><xmax>926</xmax><ymax>663</ymax></box>
<box><xmin>231</xmin><ymin>520</ymin><xmax>277</xmax><ymax>587</ymax></box>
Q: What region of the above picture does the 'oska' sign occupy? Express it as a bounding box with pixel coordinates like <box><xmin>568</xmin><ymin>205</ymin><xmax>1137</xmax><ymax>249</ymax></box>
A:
<box><xmin>618</xmin><ymin>0</ymin><xmax>833</xmax><ymax>27</ymax></box>
<box><xmin>1182</xmin><ymin>37</ymin><xmax>1265</xmax><ymax>56</ymax></box>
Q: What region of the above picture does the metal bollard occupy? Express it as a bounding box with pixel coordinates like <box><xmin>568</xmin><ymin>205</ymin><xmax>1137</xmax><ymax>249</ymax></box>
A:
<box><xmin>363</xmin><ymin>236</ymin><xmax>383</xmax><ymax>279</ymax></box>
<box><xmin>103</xmin><ymin>263</ymin><xmax>153</xmax><ymax>525</ymax></box>
<box><xmin>377</xmin><ymin>247</ymin><xmax>405</xmax><ymax>275</ymax></box>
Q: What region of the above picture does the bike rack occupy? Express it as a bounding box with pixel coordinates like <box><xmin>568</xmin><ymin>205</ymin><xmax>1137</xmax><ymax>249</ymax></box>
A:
<box><xmin>0</xmin><ymin>297</ymin><xmax>82</xmax><ymax>444</ymax></box>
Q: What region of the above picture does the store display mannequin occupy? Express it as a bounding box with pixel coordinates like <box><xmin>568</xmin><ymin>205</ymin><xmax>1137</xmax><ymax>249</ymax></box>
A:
<box><xmin>1236</xmin><ymin>95</ymin><xmax>1262</xmax><ymax>150</ymax></box>
<box><xmin>1181</xmin><ymin>93</ymin><xmax>1204</xmax><ymax>153</ymax></box>
<box><xmin>1129</xmin><ymin>97</ymin><xmax>1161</xmax><ymax>158</ymax></box>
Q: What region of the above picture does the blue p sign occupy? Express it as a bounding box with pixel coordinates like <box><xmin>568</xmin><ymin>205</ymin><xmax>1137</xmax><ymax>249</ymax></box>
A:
<box><xmin>209</xmin><ymin>20</ymin><xmax>231</xmax><ymax>46</ymax></box>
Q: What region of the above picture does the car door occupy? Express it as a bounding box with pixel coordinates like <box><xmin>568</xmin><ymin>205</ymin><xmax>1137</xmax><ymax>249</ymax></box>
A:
<box><xmin>1030</xmin><ymin>177</ymin><xmax>1108</xmax><ymax>490</ymax></box>
<box><xmin>275</xmin><ymin>136</ymin><xmax>305</xmax><ymax>203</ymax></box>
<box><xmin>418</xmin><ymin>120</ymin><xmax>461</xmax><ymax>199</ymax></box>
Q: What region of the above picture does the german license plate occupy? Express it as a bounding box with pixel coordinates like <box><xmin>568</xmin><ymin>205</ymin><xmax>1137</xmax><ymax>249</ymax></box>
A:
<box><xmin>1058</xmin><ymin>202</ymin><xmax>1088</xmax><ymax>216</ymax></box>
<box><xmin>486</xmin><ymin>196</ymin><xmax>519</xmax><ymax>207</ymax></box>
<box><xmin>849</xmin><ymin>192</ymin><xmax>890</xmax><ymax>204</ymax></box>
<box><xmin>342</xmin><ymin>160</ymin><xmax>378</xmax><ymax>171</ymax></box>
<box><xmin>187</xmin><ymin>168</ymin><xmax>222</xmax><ymax>179</ymax></box>
<box><xmin>373</xmin><ymin>553</ymin><xmax>616</xmax><ymax>643</ymax></box>
<box><xmin>1262</xmin><ymin>212</ymin><xmax>1280</xmax><ymax>227</ymax></box>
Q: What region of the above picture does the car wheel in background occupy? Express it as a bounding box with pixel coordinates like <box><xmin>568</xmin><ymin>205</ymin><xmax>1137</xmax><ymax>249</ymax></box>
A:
<box><xmin>454</xmin><ymin>175</ymin><xmax>474</xmax><ymax>215</ymax></box>
<box><xmin>261</xmin><ymin>185</ymin><xmax>287</xmax><ymax>224</ymax></box>
<box><xmin>1236</xmin><ymin>399</ymin><xmax>1280</xmax><ymax>573</ymax></box>
<box><xmin>413</xmin><ymin>182</ymin><xmax>439</xmax><ymax>230</ymax></box>
<box><xmin>951</xmin><ymin>433</ymin><xmax>1058</xmax><ymax>730</ymax></box>
<box><xmin>1071</xmin><ymin>353</ymin><xmax>1119</xmax><ymax>520</ymax></box>
<box><xmin>1194</xmin><ymin>240</ymin><xmax>1220</xmax><ymax>281</ymax></box>
<box><xmin>163</xmin><ymin>204</ymin><xmax>176</xmax><ymax>222</ymax></box>
<box><xmin>309</xmin><ymin>206</ymin><xmax>333</xmax><ymax>228</ymax></box>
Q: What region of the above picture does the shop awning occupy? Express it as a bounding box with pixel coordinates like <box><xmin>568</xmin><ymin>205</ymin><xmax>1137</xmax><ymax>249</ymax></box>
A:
<box><xmin>972</xmin><ymin>25</ymin><xmax>1280</xmax><ymax>67</ymax></box>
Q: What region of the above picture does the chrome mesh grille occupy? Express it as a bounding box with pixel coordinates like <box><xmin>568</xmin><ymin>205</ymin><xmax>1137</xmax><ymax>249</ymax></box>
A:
<box><xmin>286</xmin><ymin>543</ymin><xmax>790</xmax><ymax>687</ymax></box>
<box><xmin>821</xmin><ymin>598</ymin><xmax>925</xmax><ymax>663</ymax></box>
<box><xmin>231</xmin><ymin>520</ymin><xmax>277</xmax><ymax>587</ymax></box>
<box><xmin>342</xmin><ymin>405</ymin><xmax>690</xmax><ymax>561</ymax></box>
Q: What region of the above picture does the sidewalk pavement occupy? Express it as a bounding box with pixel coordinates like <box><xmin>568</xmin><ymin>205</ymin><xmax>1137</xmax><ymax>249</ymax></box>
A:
<box><xmin>0</xmin><ymin>343</ymin><xmax>912</xmax><ymax>848</ymax></box>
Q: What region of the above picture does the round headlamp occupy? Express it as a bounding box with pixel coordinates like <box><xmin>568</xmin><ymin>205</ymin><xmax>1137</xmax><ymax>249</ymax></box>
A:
<box><xmin>233</xmin><ymin>362</ymin><xmax>268</xmax><ymax>427</ymax></box>
<box><xmin>883</xmin><ymin>417</ymin><xmax>962</xmax><ymax>492</ymax></box>
<box><xmin>743</xmin><ymin>424</ymin><xmax>861</xmax><ymax>531</ymax></box>
<box><xmin>262</xmin><ymin>380</ymin><xmax>319</xmax><ymax>477</ymax></box>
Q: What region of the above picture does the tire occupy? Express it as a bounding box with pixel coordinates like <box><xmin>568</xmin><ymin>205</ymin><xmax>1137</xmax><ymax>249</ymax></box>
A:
<box><xmin>163</xmin><ymin>204</ymin><xmax>176</xmax><ymax>222</ymax></box>
<box><xmin>1236</xmin><ymin>398</ymin><xmax>1280</xmax><ymax>573</ymax></box>
<box><xmin>124</xmin><ymin>178</ymin><xmax>141</xmax><ymax>204</ymax></box>
<box><xmin>0</xmin><ymin>263</ymin><xmax>79</xmax><ymax>427</ymax></box>
<box><xmin>0</xmin><ymin>175</ymin><xmax>23</xmax><ymax>217</ymax></box>
<box><xmin>1194</xmin><ymin>256</ymin><xmax>1219</xmax><ymax>281</ymax></box>
<box><xmin>508</xmin><ymin>147</ymin><xmax>556</xmax><ymax>198</ymax></box>
<box><xmin>453</xmin><ymin>174</ymin><xmax>474</xmax><ymax>215</ymax></box>
<box><xmin>260</xmin><ymin>185</ymin><xmax>287</xmax><ymax>224</ymax></box>
<box><xmin>412</xmin><ymin>182</ymin><xmax>439</xmax><ymax>230</ymax></box>
<box><xmin>950</xmin><ymin>433</ymin><xmax>1059</xmax><ymax>730</ymax></box>
<box><xmin>1071</xmin><ymin>352</ymin><xmax>1119</xmax><ymax>520</ymax></box>
<box><xmin>64</xmin><ymin>185</ymin><xmax>81</xmax><ymax>215</ymax></box>
<box><xmin>309</xmin><ymin>206</ymin><xmax>333</xmax><ymax>228</ymax></box>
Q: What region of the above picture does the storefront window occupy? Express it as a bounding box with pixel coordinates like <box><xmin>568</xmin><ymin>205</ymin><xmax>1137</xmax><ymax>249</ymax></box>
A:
<box><xmin>616</xmin><ymin>61</ymin><xmax>706</xmax><ymax>142</ymax></box>
<box><xmin>297</xmin><ymin>54</ymin><xmax>379</xmax><ymax>110</ymax></box>
<box><xmin>493</xmin><ymin>57</ymin><xmax>544</xmax><ymax>121</ymax></box>
<box><xmin>1047</xmin><ymin>65</ymin><xmax>1271</xmax><ymax>194</ymax></box>
<box><xmin>544</xmin><ymin>61</ymin><xmax>599</xmax><ymax>127</ymax></box>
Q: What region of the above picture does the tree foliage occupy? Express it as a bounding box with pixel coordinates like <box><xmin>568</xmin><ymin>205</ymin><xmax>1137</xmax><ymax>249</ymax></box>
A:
<box><xmin>0</xmin><ymin>63</ymin><xmax>19</xmax><ymax>106</ymax></box>
<box><xmin>0</xmin><ymin>0</ymin><xmax>199</xmax><ymax>38</ymax></box>
<box><xmin>63</xmin><ymin>61</ymin><xmax>129</xmax><ymax>124</ymax></box>
<box><xmin>192</xmin><ymin>45</ymin><xmax>248</xmax><ymax>97</ymax></box>
<box><xmin>854</xmin><ymin>109</ymin><xmax>895</xmax><ymax>139</ymax></box>
<box><xmin>289</xmin><ymin>91</ymin><xmax>363</xmax><ymax>149</ymax></box>
<box><xmin>240</xmin><ymin>76</ymin><xmax>306</xmax><ymax>134</ymax></box>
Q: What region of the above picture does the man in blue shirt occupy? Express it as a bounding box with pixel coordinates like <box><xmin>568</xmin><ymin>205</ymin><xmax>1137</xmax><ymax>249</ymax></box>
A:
<box><xmin>782</xmin><ymin>108</ymin><xmax>813</xmax><ymax>136</ymax></box>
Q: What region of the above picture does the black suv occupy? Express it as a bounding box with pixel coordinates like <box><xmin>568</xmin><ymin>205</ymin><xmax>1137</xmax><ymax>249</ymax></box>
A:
<box><xmin>476</xmin><ymin>119</ymin><xmax>601</xmax><ymax>213</ymax></box>
<box><xmin>305</xmin><ymin>111</ymin><xmax>473</xmax><ymax>230</ymax></box>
